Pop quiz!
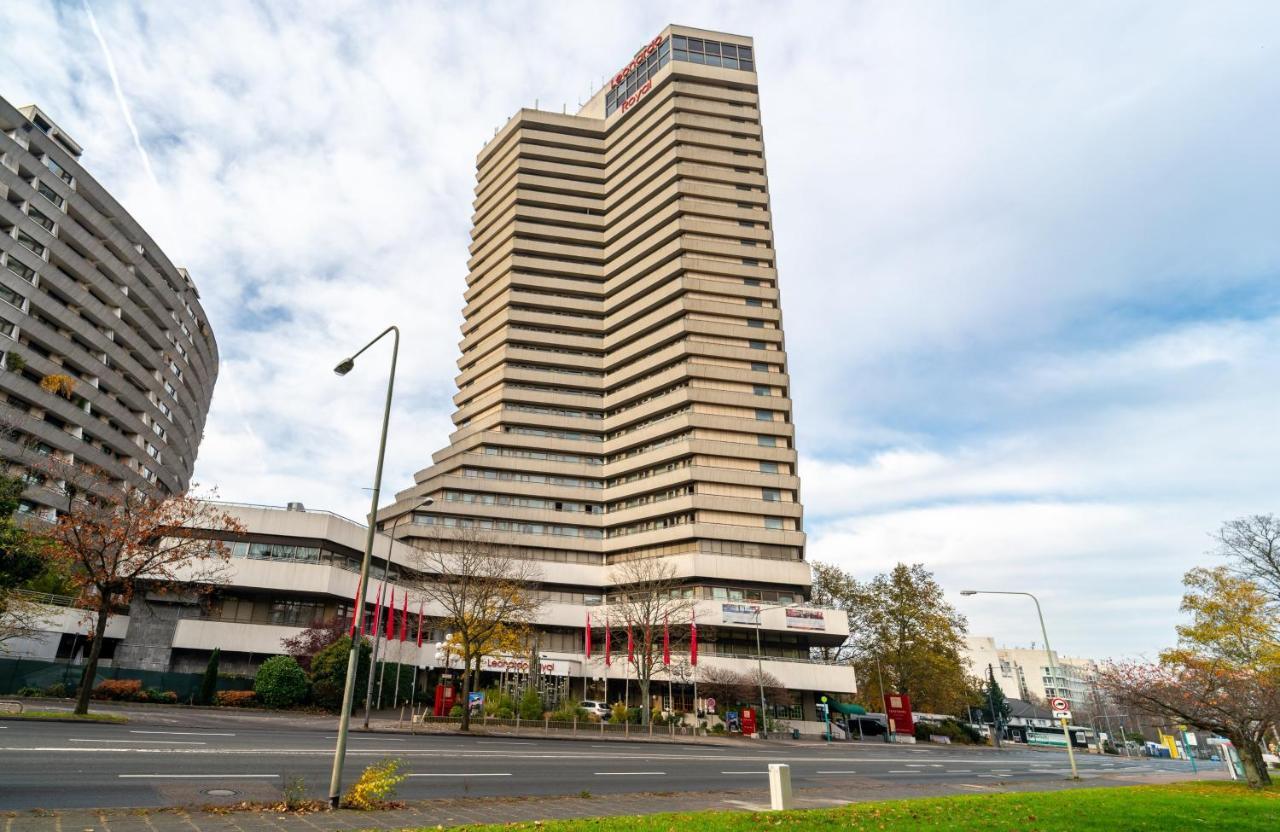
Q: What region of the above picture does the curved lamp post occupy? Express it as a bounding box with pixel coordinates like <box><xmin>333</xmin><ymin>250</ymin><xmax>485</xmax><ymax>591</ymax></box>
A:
<box><xmin>326</xmin><ymin>325</ymin><xmax>400</xmax><ymax>808</ymax></box>
<box><xmin>959</xmin><ymin>589</ymin><xmax>1079</xmax><ymax>780</ymax></box>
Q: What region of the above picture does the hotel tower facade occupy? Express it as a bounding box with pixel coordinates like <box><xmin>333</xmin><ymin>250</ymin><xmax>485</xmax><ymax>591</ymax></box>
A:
<box><xmin>378</xmin><ymin>24</ymin><xmax>855</xmax><ymax>718</ymax></box>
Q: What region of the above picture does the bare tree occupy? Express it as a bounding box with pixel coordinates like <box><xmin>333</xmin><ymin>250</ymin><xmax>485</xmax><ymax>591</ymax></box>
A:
<box><xmin>1216</xmin><ymin>514</ymin><xmax>1280</xmax><ymax>604</ymax></box>
<box><xmin>696</xmin><ymin>665</ymin><xmax>751</xmax><ymax>708</ymax></box>
<box><xmin>409</xmin><ymin>526</ymin><xmax>542</xmax><ymax>730</ymax></box>
<box><xmin>42</xmin><ymin>464</ymin><xmax>242</xmax><ymax>715</ymax></box>
<box><xmin>607</xmin><ymin>557</ymin><xmax>696</xmax><ymax>725</ymax></box>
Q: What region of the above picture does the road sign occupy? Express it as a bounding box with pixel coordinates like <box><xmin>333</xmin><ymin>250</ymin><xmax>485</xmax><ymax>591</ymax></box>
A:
<box><xmin>705</xmin><ymin>697</ymin><xmax>716</xmax><ymax>712</ymax></box>
<box><xmin>1050</xmin><ymin>697</ymin><xmax>1071</xmax><ymax>719</ymax></box>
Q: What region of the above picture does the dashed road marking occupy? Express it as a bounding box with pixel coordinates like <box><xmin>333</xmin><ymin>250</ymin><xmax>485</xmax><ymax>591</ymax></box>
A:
<box><xmin>407</xmin><ymin>768</ymin><xmax>512</xmax><ymax>773</ymax></box>
<box><xmin>130</xmin><ymin>730</ymin><xmax>235</xmax><ymax>737</ymax></box>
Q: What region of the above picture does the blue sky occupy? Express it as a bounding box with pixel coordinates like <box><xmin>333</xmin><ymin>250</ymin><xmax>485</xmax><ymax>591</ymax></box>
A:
<box><xmin>2</xmin><ymin>1</ymin><xmax>1278</xmax><ymax>659</ymax></box>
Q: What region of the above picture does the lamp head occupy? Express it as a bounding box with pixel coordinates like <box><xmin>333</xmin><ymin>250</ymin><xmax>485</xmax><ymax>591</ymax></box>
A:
<box><xmin>333</xmin><ymin>357</ymin><xmax>355</xmax><ymax>376</ymax></box>
<box><xmin>960</xmin><ymin>590</ymin><xmax>977</xmax><ymax>596</ymax></box>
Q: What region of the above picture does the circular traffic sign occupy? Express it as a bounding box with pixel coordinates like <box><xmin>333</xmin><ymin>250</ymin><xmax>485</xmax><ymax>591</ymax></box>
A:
<box><xmin>1051</xmin><ymin>697</ymin><xmax>1068</xmax><ymax>711</ymax></box>
<box><xmin>705</xmin><ymin>697</ymin><xmax>717</xmax><ymax>711</ymax></box>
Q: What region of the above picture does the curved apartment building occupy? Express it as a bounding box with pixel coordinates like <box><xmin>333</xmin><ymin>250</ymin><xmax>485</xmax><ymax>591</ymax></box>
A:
<box><xmin>0</xmin><ymin>97</ymin><xmax>217</xmax><ymax>509</ymax></box>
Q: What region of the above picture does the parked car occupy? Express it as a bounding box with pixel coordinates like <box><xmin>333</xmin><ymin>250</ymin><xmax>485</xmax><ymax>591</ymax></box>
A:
<box><xmin>581</xmin><ymin>700</ymin><xmax>611</xmax><ymax>718</ymax></box>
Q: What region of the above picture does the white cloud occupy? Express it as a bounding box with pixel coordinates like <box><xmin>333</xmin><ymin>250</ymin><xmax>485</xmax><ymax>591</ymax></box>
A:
<box><xmin>2</xmin><ymin>1</ymin><xmax>1278</xmax><ymax>661</ymax></box>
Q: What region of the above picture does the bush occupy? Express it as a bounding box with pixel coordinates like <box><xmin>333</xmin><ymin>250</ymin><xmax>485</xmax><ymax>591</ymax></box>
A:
<box><xmin>482</xmin><ymin>689</ymin><xmax>516</xmax><ymax>717</ymax></box>
<box><xmin>216</xmin><ymin>689</ymin><xmax>257</xmax><ymax>707</ymax></box>
<box><xmin>610</xmin><ymin>701</ymin><xmax>629</xmax><ymax>723</ymax></box>
<box><xmin>254</xmin><ymin>655</ymin><xmax>309</xmax><ymax>709</ymax></box>
<box><xmin>15</xmin><ymin>686</ymin><xmax>42</xmax><ymax>698</ymax></box>
<box><xmin>518</xmin><ymin>687</ymin><xmax>544</xmax><ymax>721</ymax></box>
<box><xmin>448</xmin><ymin>703</ymin><xmax>463</xmax><ymax>717</ymax></box>
<box><xmin>915</xmin><ymin>718</ymin><xmax>978</xmax><ymax>745</ymax></box>
<box><xmin>309</xmin><ymin>635</ymin><xmax>371</xmax><ymax>712</ymax></box>
<box><xmin>42</xmin><ymin>683</ymin><xmax>67</xmax><ymax>698</ymax></box>
<box><xmin>341</xmin><ymin>757</ymin><xmax>405</xmax><ymax>810</ymax></box>
<box><xmin>92</xmin><ymin>678</ymin><xmax>142</xmax><ymax>701</ymax></box>
<box><xmin>712</xmin><ymin>722</ymin><xmax>727</xmax><ymax>734</ymax></box>
<box><xmin>549</xmin><ymin>700</ymin><xmax>589</xmax><ymax>722</ymax></box>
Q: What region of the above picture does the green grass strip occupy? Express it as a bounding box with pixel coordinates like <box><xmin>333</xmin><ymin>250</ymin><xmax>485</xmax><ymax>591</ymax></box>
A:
<box><xmin>405</xmin><ymin>782</ymin><xmax>1277</xmax><ymax>832</ymax></box>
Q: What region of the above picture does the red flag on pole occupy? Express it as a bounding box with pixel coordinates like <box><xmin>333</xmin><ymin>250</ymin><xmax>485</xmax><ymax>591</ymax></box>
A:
<box><xmin>371</xmin><ymin>583</ymin><xmax>384</xmax><ymax>638</ymax></box>
<box><xmin>350</xmin><ymin>581</ymin><xmax>362</xmax><ymax>637</ymax></box>
<box><xmin>627</xmin><ymin>622</ymin><xmax>634</xmax><ymax>665</ymax></box>
<box><xmin>663</xmin><ymin>615</ymin><xmax>670</xmax><ymax>666</ymax></box>
<box><xmin>604</xmin><ymin>616</ymin><xmax>612</xmax><ymax>667</ymax></box>
<box><xmin>400</xmin><ymin>592</ymin><xmax>409</xmax><ymax>643</ymax></box>
<box><xmin>690</xmin><ymin>609</ymin><xmax>698</xmax><ymax>666</ymax></box>
<box><xmin>416</xmin><ymin>601</ymin><xmax>424</xmax><ymax>648</ymax></box>
<box><xmin>585</xmin><ymin>612</ymin><xmax>592</xmax><ymax>660</ymax></box>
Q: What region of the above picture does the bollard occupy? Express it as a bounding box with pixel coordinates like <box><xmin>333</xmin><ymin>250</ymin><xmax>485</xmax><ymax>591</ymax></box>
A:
<box><xmin>768</xmin><ymin>764</ymin><xmax>793</xmax><ymax>811</ymax></box>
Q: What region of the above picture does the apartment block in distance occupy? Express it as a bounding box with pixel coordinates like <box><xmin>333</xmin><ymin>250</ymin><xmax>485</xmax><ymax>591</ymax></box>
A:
<box><xmin>0</xmin><ymin>96</ymin><xmax>218</xmax><ymax>511</ymax></box>
<box><xmin>377</xmin><ymin>24</ymin><xmax>855</xmax><ymax>719</ymax></box>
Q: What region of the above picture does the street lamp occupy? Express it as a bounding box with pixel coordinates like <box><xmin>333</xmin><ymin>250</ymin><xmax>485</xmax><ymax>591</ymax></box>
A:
<box><xmin>750</xmin><ymin>602</ymin><xmax>801</xmax><ymax>740</ymax></box>
<box><xmin>363</xmin><ymin>495</ymin><xmax>434</xmax><ymax>728</ymax></box>
<box><xmin>960</xmin><ymin>589</ymin><xmax>1079</xmax><ymax>780</ymax></box>
<box><xmin>326</xmin><ymin>325</ymin><xmax>401</xmax><ymax>809</ymax></box>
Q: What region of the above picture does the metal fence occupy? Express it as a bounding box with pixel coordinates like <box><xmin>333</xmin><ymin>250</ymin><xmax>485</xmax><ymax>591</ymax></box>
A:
<box><xmin>0</xmin><ymin>656</ymin><xmax>253</xmax><ymax>701</ymax></box>
<box><xmin>400</xmin><ymin>712</ymin><xmax>707</xmax><ymax>739</ymax></box>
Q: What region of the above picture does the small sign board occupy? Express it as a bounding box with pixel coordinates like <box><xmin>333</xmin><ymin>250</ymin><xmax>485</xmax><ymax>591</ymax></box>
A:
<box><xmin>704</xmin><ymin>697</ymin><xmax>717</xmax><ymax>712</ymax></box>
<box><xmin>1050</xmin><ymin>697</ymin><xmax>1071</xmax><ymax>719</ymax></box>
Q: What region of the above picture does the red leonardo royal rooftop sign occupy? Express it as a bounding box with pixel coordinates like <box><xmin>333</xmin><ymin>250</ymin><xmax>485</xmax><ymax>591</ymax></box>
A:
<box><xmin>611</xmin><ymin>35</ymin><xmax>664</xmax><ymax>89</ymax></box>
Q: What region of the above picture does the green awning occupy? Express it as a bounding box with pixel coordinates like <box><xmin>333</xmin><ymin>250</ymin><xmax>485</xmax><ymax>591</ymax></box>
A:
<box><xmin>826</xmin><ymin>701</ymin><xmax>867</xmax><ymax>716</ymax></box>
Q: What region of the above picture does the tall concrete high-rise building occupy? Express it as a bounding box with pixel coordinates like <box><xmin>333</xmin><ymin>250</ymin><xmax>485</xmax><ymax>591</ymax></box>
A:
<box><xmin>0</xmin><ymin>97</ymin><xmax>218</xmax><ymax>512</ymax></box>
<box><xmin>384</xmin><ymin>24</ymin><xmax>801</xmax><ymax>570</ymax></box>
<box><xmin>375</xmin><ymin>25</ymin><xmax>851</xmax><ymax>714</ymax></box>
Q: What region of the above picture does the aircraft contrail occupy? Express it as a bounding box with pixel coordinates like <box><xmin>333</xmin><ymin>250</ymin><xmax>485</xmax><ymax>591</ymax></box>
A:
<box><xmin>81</xmin><ymin>0</ymin><xmax>159</xmax><ymax>190</ymax></box>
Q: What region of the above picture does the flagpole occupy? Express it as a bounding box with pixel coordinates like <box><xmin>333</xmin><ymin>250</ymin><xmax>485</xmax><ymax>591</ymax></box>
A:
<box><xmin>376</xmin><ymin>589</ymin><xmax>393</xmax><ymax>710</ymax></box>
<box><xmin>410</xmin><ymin>601</ymin><xmax>423</xmax><ymax>718</ymax></box>
<box><xmin>392</xmin><ymin>594</ymin><xmax>407</xmax><ymax>709</ymax></box>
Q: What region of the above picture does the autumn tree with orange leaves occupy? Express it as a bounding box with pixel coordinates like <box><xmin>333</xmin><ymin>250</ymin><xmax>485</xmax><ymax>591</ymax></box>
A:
<box><xmin>1100</xmin><ymin>566</ymin><xmax>1279</xmax><ymax>787</ymax></box>
<box><xmin>43</xmin><ymin>465</ymin><xmax>243</xmax><ymax>715</ymax></box>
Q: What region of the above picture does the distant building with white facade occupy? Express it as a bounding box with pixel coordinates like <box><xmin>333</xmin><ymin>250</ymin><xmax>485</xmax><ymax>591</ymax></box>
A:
<box><xmin>962</xmin><ymin>636</ymin><xmax>1099</xmax><ymax>712</ymax></box>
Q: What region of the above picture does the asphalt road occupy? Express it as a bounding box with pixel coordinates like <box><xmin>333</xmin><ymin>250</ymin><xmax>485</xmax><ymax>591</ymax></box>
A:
<box><xmin>0</xmin><ymin>716</ymin><xmax>1202</xmax><ymax>811</ymax></box>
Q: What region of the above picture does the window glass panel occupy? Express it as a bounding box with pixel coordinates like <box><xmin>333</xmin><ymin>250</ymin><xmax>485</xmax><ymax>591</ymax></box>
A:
<box><xmin>688</xmin><ymin>38</ymin><xmax>704</xmax><ymax>53</ymax></box>
<box><xmin>674</xmin><ymin>35</ymin><xmax>686</xmax><ymax>49</ymax></box>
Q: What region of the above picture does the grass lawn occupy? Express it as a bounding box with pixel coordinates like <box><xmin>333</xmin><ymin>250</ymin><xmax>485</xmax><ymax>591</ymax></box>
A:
<box><xmin>414</xmin><ymin>782</ymin><xmax>1276</xmax><ymax>832</ymax></box>
<box><xmin>0</xmin><ymin>709</ymin><xmax>128</xmax><ymax>723</ymax></box>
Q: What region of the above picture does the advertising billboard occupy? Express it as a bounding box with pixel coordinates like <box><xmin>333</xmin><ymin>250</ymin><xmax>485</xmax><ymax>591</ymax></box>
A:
<box><xmin>784</xmin><ymin>608</ymin><xmax>825</xmax><ymax>631</ymax></box>
<box><xmin>721</xmin><ymin>602</ymin><xmax>761</xmax><ymax>625</ymax></box>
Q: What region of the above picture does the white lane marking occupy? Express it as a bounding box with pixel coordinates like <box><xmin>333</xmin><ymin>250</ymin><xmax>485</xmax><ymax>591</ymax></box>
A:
<box><xmin>721</xmin><ymin>771</ymin><xmax>768</xmax><ymax>775</ymax></box>
<box><xmin>905</xmin><ymin>764</ymin><xmax>927</xmax><ymax>767</ymax></box>
<box><xmin>130</xmin><ymin>730</ymin><xmax>235</xmax><ymax>737</ymax></box>
<box><xmin>71</xmin><ymin>739</ymin><xmax>205</xmax><ymax>745</ymax></box>
<box><xmin>407</xmin><ymin>768</ymin><xmax>512</xmax><ymax>773</ymax></box>
<box><xmin>119</xmin><ymin>774</ymin><xmax>278</xmax><ymax>779</ymax></box>
<box><xmin>887</xmin><ymin>770</ymin><xmax>915</xmax><ymax>773</ymax></box>
<box><xmin>594</xmin><ymin>771</ymin><xmax>665</xmax><ymax>776</ymax></box>
<box><xmin>478</xmin><ymin>741</ymin><xmax>533</xmax><ymax>745</ymax></box>
<box><xmin>948</xmin><ymin>769</ymin><xmax>972</xmax><ymax>773</ymax></box>
<box><xmin>817</xmin><ymin>770</ymin><xmax>858</xmax><ymax>774</ymax></box>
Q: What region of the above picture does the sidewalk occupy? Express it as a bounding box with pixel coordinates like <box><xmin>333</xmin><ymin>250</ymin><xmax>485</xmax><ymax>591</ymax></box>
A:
<box><xmin>1</xmin><ymin>770</ymin><xmax>1220</xmax><ymax>832</ymax></box>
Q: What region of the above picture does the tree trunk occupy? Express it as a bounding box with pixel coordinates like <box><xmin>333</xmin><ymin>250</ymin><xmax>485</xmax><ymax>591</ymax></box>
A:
<box><xmin>1238</xmin><ymin>736</ymin><xmax>1272</xmax><ymax>788</ymax></box>
<box><xmin>459</xmin><ymin>654</ymin><xmax>473</xmax><ymax>732</ymax></box>
<box><xmin>74</xmin><ymin>606</ymin><xmax>112</xmax><ymax>716</ymax></box>
<box><xmin>639</xmin><ymin>676</ymin><xmax>650</xmax><ymax>725</ymax></box>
